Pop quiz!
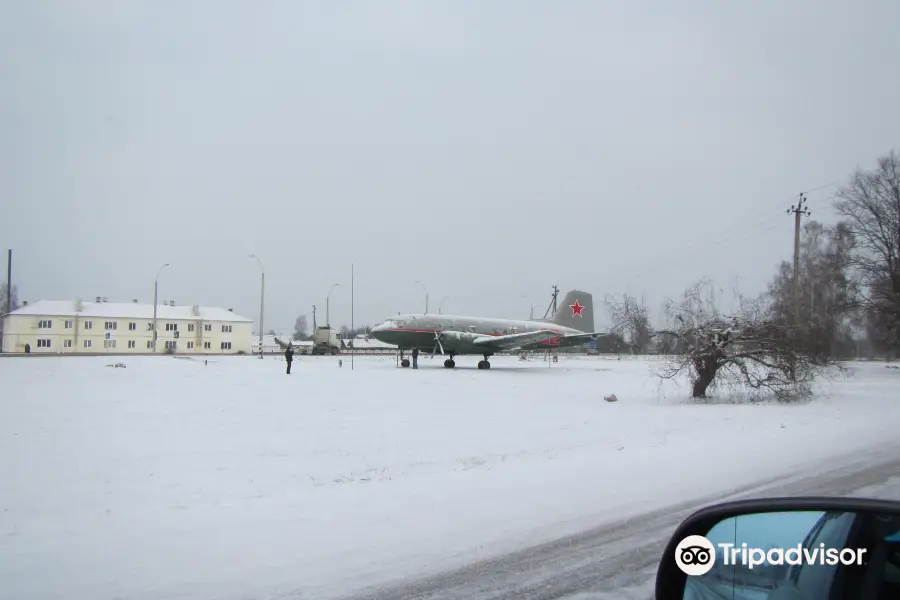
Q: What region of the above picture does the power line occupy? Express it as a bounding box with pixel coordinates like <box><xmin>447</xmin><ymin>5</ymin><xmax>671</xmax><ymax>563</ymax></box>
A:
<box><xmin>610</xmin><ymin>186</ymin><xmax>839</xmax><ymax>284</ymax></box>
<box><xmin>618</xmin><ymin>216</ymin><xmax>787</xmax><ymax>286</ymax></box>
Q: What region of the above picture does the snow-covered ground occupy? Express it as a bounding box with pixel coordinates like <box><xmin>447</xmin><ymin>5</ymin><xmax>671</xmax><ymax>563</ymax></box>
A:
<box><xmin>1</xmin><ymin>354</ymin><xmax>899</xmax><ymax>600</ymax></box>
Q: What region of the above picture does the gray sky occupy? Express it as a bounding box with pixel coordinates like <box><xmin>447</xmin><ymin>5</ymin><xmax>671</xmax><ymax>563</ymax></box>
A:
<box><xmin>3</xmin><ymin>0</ymin><xmax>899</xmax><ymax>332</ymax></box>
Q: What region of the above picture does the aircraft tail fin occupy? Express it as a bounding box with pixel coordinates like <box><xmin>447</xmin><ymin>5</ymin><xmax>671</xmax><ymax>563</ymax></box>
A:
<box><xmin>550</xmin><ymin>290</ymin><xmax>594</xmax><ymax>333</ymax></box>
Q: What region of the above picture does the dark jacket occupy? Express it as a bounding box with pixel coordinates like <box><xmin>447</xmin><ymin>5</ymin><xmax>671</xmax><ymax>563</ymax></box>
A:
<box><xmin>284</xmin><ymin>347</ymin><xmax>294</xmax><ymax>361</ymax></box>
<box><xmin>411</xmin><ymin>347</ymin><xmax>419</xmax><ymax>357</ymax></box>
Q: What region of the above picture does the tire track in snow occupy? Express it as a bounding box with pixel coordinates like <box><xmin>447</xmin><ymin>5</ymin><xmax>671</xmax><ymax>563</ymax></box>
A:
<box><xmin>329</xmin><ymin>452</ymin><xmax>900</xmax><ymax>600</ymax></box>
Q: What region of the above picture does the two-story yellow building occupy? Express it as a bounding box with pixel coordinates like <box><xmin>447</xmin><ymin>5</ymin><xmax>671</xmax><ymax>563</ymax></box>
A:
<box><xmin>1</xmin><ymin>298</ymin><xmax>254</xmax><ymax>355</ymax></box>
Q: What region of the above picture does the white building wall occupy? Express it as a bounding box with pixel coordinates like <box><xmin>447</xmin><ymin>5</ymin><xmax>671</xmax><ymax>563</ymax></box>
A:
<box><xmin>1</xmin><ymin>300</ymin><xmax>253</xmax><ymax>355</ymax></box>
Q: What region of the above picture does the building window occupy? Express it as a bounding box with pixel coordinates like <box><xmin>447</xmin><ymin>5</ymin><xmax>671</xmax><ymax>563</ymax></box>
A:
<box><xmin>105</xmin><ymin>321</ymin><xmax>117</xmax><ymax>330</ymax></box>
<box><xmin>64</xmin><ymin>339</ymin><xmax>72</xmax><ymax>348</ymax></box>
<box><xmin>84</xmin><ymin>321</ymin><xmax>93</xmax><ymax>329</ymax></box>
<box><xmin>165</xmin><ymin>341</ymin><xmax>176</xmax><ymax>350</ymax></box>
<box><xmin>221</xmin><ymin>324</ymin><xmax>232</xmax><ymax>333</ymax></box>
<box><xmin>65</xmin><ymin>320</ymin><xmax>73</xmax><ymax>329</ymax></box>
<box><xmin>146</xmin><ymin>341</ymin><xmax>152</xmax><ymax>349</ymax></box>
<box><xmin>204</xmin><ymin>341</ymin><xmax>211</xmax><ymax>349</ymax></box>
<box><xmin>187</xmin><ymin>341</ymin><xmax>194</xmax><ymax>349</ymax></box>
<box><xmin>84</xmin><ymin>340</ymin><xmax>92</xmax><ymax>348</ymax></box>
<box><xmin>188</xmin><ymin>323</ymin><xmax>195</xmax><ymax>332</ymax></box>
<box><xmin>37</xmin><ymin>338</ymin><xmax>51</xmax><ymax>348</ymax></box>
<box><xmin>104</xmin><ymin>340</ymin><xmax>117</xmax><ymax>349</ymax></box>
<box><xmin>128</xmin><ymin>322</ymin><xmax>136</xmax><ymax>331</ymax></box>
<box><xmin>38</xmin><ymin>319</ymin><xmax>52</xmax><ymax>328</ymax></box>
<box><xmin>203</xmin><ymin>324</ymin><xmax>212</xmax><ymax>332</ymax></box>
<box><xmin>166</xmin><ymin>323</ymin><xmax>178</xmax><ymax>332</ymax></box>
<box><xmin>128</xmin><ymin>340</ymin><xmax>136</xmax><ymax>349</ymax></box>
<box><xmin>220</xmin><ymin>341</ymin><xmax>232</xmax><ymax>350</ymax></box>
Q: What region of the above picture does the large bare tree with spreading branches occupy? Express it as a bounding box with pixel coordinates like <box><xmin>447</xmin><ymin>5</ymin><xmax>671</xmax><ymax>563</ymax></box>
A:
<box><xmin>834</xmin><ymin>149</ymin><xmax>900</xmax><ymax>355</ymax></box>
<box><xmin>654</xmin><ymin>279</ymin><xmax>832</xmax><ymax>401</ymax></box>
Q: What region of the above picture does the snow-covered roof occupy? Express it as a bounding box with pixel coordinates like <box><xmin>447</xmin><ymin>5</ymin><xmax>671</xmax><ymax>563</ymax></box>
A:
<box><xmin>6</xmin><ymin>300</ymin><xmax>253</xmax><ymax>323</ymax></box>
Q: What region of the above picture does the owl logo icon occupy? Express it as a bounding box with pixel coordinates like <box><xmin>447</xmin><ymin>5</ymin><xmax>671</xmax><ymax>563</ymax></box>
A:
<box><xmin>675</xmin><ymin>535</ymin><xmax>716</xmax><ymax>576</ymax></box>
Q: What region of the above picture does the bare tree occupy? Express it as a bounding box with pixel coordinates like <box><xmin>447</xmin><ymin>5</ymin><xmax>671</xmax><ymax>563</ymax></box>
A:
<box><xmin>834</xmin><ymin>149</ymin><xmax>900</xmax><ymax>354</ymax></box>
<box><xmin>604</xmin><ymin>293</ymin><xmax>652</xmax><ymax>353</ymax></box>
<box><xmin>292</xmin><ymin>315</ymin><xmax>309</xmax><ymax>341</ymax></box>
<box><xmin>654</xmin><ymin>279</ymin><xmax>831</xmax><ymax>401</ymax></box>
<box><xmin>0</xmin><ymin>282</ymin><xmax>18</xmax><ymax>315</ymax></box>
<box><xmin>0</xmin><ymin>283</ymin><xmax>18</xmax><ymax>336</ymax></box>
<box><xmin>767</xmin><ymin>220</ymin><xmax>856</xmax><ymax>362</ymax></box>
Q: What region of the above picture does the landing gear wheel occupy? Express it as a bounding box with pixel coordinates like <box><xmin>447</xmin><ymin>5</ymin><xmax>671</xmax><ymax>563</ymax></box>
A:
<box><xmin>443</xmin><ymin>359</ymin><xmax>455</xmax><ymax>368</ymax></box>
<box><xmin>401</xmin><ymin>358</ymin><xmax>410</xmax><ymax>368</ymax></box>
<box><xmin>477</xmin><ymin>360</ymin><xmax>491</xmax><ymax>369</ymax></box>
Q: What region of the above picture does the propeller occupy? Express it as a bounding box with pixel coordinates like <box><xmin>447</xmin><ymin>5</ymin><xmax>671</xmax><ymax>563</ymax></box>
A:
<box><xmin>431</xmin><ymin>328</ymin><xmax>445</xmax><ymax>358</ymax></box>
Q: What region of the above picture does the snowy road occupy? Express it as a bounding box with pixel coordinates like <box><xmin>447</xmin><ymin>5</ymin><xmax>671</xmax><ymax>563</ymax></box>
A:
<box><xmin>333</xmin><ymin>453</ymin><xmax>900</xmax><ymax>600</ymax></box>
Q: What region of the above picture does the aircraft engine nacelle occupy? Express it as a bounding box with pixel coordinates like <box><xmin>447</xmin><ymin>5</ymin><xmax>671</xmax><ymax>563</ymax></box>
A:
<box><xmin>440</xmin><ymin>330</ymin><xmax>483</xmax><ymax>351</ymax></box>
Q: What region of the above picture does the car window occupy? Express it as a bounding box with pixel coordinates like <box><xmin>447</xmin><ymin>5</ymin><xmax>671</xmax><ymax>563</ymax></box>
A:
<box><xmin>790</xmin><ymin>512</ymin><xmax>857</xmax><ymax>597</ymax></box>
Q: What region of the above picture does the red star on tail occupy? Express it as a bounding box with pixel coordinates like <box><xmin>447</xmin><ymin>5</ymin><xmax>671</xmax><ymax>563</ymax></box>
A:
<box><xmin>570</xmin><ymin>299</ymin><xmax>584</xmax><ymax>317</ymax></box>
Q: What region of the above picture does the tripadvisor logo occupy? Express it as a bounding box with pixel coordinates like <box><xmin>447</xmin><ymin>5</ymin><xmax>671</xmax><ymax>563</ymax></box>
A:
<box><xmin>674</xmin><ymin>535</ymin><xmax>868</xmax><ymax>576</ymax></box>
<box><xmin>675</xmin><ymin>535</ymin><xmax>716</xmax><ymax>576</ymax></box>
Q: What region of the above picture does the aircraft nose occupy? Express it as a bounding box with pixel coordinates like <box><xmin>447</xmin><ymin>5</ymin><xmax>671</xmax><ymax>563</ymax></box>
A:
<box><xmin>371</xmin><ymin>321</ymin><xmax>387</xmax><ymax>333</ymax></box>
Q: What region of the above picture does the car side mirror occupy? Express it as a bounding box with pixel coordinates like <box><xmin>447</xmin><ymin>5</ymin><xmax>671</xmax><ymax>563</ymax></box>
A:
<box><xmin>654</xmin><ymin>497</ymin><xmax>900</xmax><ymax>600</ymax></box>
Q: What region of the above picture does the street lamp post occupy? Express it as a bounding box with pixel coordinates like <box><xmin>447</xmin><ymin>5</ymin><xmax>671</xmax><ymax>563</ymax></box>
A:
<box><xmin>521</xmin><ymin>295</ymin><xmax>535</xmax><ymax>320</ymax></box>
<box><xmin>415</xmin><ymin>280</ymin><xmax>429</xmax><ymax>314</ymax></box>
<box><xmin>152</xmin><ymin>263</ymin><xmax>169</xmax><ymax>353</ymax></box>
<box><xmin>326</xmin><ymin>283</ymin><xmax>339</xmax><ymax>327</ymax></box>
<box><xmin>249</xmin><ymin>254</ymin><xmax>264</xmax><ymax>359</ymax></box>
<box><xmin>439</xmin><ymin>296</ymin><xmax>449</xmax><ymax>314</ymax></box>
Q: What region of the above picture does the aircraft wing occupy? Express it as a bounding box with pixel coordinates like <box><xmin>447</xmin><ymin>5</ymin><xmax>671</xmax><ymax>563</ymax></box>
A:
<box><xmin>472</xmin><ymin>329</ymin><xmax>560</xmax><ymax>350</ymax></box>
<box><xmin>273</xmin><ymin>336</ymin><xmax>293</xmax><ymax>350</ymax></box>
<box><xmin>518</xmin><ymin>331</ymin><xmax>613</xmax><ymax>350</ymax></box>
<box><xmin>556</xmin><ymin>332</ymin><xmax>613</xmax><ymax>345</ymax></box>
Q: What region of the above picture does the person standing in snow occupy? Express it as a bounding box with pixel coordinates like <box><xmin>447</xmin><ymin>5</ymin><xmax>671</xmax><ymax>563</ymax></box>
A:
<box><xmin>411</xmin><ymin>346</ymin><xmax>419</xmax><ymax>369</ymax></box>
<box><xmin>284</xmin><ymin>345</ymin><xmax>294</xmax><ymax>374</ymax></box>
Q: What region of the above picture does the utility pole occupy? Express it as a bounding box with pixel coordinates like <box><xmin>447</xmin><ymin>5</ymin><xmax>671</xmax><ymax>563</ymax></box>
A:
<box><xmin>786</xmin><ymin>194</ymin><xmax>811</xmax><ymax>314</ymax></box>
<box><xmin>1</xmin><ymin>249</ymin><xmax>10</xmax><ymax>353</ymax></box>
<box><xmin>786</xmin><ymin>195</ymin><xmax>810</xmax><ymax>380</ymax></box>
<box><xmin>327</xmin><ymin>283</ymin><xmax>339</xmax><ymax>327</ymax></box>
<box><xmin>312</xmin><ymin>305</ymin><xmax>317</xmax><ymax>331</ymax></box>
<box><xmin>787</xmin><ymin>194</ymin><xmax>811</xmax><ymax>285</ymax></box>
<box><xmin>4</xmin><ymin>249</ymin><xmax>10</xmax><ymax>315</ymax></box>
<box><xmin>152</xmin><ymin>263</ymin><xmax>170</xmax><ymax>353</ymax></box>
<box><xmin>543</xmin><ymin>285</ymin><xmax>560</xmax><ymax>319</ymax></box>
<box><xmin>249</xmin><ymin>255</ymin><xmax>264</xmax><ymax>359</ymax></box>
<box><xmin>351</xmin><ymin>263</ymin><xmax>354</xmax><ymax>370</ymax></box>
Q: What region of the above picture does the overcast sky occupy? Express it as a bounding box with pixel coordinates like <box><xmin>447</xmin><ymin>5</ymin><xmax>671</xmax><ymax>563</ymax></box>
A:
<box><xmin>3</xmin><ymin>0</ymin><xmax>899</xmax><ymax>332</ymax></box>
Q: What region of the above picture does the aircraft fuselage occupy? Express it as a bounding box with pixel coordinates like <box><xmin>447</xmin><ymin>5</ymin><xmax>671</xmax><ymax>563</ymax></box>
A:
<box><xmin>370</xmin><ymin>313</ymin><xmax>584</xmax><ymax>355</ymax></box>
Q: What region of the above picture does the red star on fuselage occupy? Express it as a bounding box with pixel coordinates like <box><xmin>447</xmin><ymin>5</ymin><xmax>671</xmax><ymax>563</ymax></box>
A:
<box><xmin>570</xmin><ymin>299</ymin><xmax>584</xmax><ymax>317</ymax></box>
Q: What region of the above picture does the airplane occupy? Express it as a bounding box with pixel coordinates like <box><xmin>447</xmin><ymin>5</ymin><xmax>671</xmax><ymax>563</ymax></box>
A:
<box><xmin>369</xmin><ymin>289</ymin><xmax>611</xmax><ymax>369</ymax></box>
